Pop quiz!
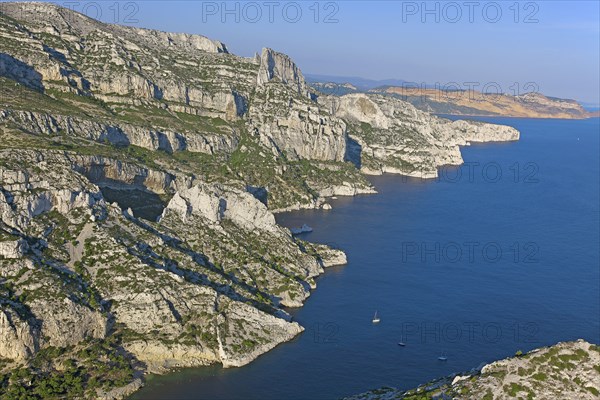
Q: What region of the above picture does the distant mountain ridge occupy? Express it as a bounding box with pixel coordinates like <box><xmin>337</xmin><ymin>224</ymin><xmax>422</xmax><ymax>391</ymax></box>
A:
<box><xmin>305</xmin><ymin>73</ymin><xmax>413</xmax><ymax>91</ymax></box>
<box><xmin>307</xmin><ymin>76</ymin><xmax>596</xmax><ymax>119</ymax></box>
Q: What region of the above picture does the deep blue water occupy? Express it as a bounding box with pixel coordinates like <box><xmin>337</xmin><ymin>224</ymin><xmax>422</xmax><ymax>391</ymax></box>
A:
<box><xmin>133</xmin><ymin>117</ymin><xmax>600</xmax><ymax>400</ymax></box>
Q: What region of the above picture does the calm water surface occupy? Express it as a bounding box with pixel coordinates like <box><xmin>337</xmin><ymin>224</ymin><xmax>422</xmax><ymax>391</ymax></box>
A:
<box><xmin>133</xmin><ymin>117</ymin><xmax>600</xmax><ymax>400</ymax></box>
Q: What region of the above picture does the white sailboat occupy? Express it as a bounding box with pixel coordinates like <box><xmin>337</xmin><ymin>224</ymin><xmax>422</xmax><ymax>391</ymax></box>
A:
<box><xmin>372</xmin><ymin>311</ymin><xmax>380</xmax><ymax>324</ymax></box>
<box><xmin>438</xmin><ymin>351</ymin><xmax>448</xmax><ymax>361</ymax></box>
<box><xmin>398</xmin><ymin>335</ymin><xmax>406</xmax><ymax>347</ymax></box>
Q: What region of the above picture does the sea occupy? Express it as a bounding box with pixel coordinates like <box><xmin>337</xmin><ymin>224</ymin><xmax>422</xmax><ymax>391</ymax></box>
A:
<box><xmin>132</xmin><ymin>116</ymin><xmax>600</xmax><ymax>400</ymax></box>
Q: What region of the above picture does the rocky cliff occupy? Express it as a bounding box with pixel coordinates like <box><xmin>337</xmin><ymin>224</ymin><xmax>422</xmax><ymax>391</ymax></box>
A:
<box><xmin>345</xmin><ymin>340</ymin><xmax>600</xmax><ymax>400</ymax></box>
<box><xmin>0</xmin><ymin>2</ymin><xmax>521</xmax><ymax>398</ymax></box>
<box><xmin>323</xmin><ymin>93</ymin><xmax>519</xmax><ymax>177</ymax></box>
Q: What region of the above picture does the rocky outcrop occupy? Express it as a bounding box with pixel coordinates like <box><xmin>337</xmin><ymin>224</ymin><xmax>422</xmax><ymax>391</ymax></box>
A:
<box><xmin>0</xmin><ymin>255</ymin><xmax>109</xmax><ymax>363</ymax></box>
<box><xmin>0</xmin><ymin>239</ymin><xmax>28</xmax><ymax>259</ymax></box>
<box><xmin>163</xmin><ymin>183</ymin><xmax>281</xmax><ymax>234</ymax></box>
<box><xmin>447</xmin><ymin>119</ymin><xmax>521</xmax><ymax>143</ymax></box>
<box><xmin>215</xmin><ymin>297</ymin><xmax>303</xmax><ymax>368</ymax></box>
<box><xmin>117</xmin><ymin>27</ymin><xmax>229</xmax><ymax>54</ymax></box>
<box><xmin>251</xmin><ymin>107</ymin><xmax>348</xmax><ymax>162</ymax></box>
<box><xmin>0</xmin><ymin>110</ymin><xmax>239</xmax><ymax>155</ymax></box>
<box><xmin>0</xmin><ymin>306</ymin><xmax>38</xmax><ymax>361</ymax></box>
<box><xmin>29</xmin><ymin>297</ymin><xmax>108</xmax><ymax>348</ymax></box>
<box><xmin>316</xmin><ymin>182</ymin><xmax>378</xmax><ymax>198</ymax></box>
<box><xmin>257</xmin><ymin>48</ymin><xmax>309</xmax><ymax>98</ymax></box>
<box><xmin>345</xmin><ymin>340</ymin><xmax>600</xmax><ymax>400</ymax></box>
<box><xmin>323</xmin><ymin>93</ymin><xmax>519</xmax><ymax>178</ymax></box>
<box><xmin>247</xmin><ymin>48</ymin><xmax>350</xmax><ymax>162</ymax></box>
<box><xmin>0</xmin><ymin>153</ymin><xmax>102</xmax><ymax>230</ymax></box>
<box><xmin>96</xmin><ymin>378</ymin><xmax>144</xmax><ymax>400</ymax></box>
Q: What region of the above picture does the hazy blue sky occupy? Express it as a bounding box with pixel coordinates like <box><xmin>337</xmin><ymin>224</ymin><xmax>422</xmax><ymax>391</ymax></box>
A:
<box><xmin>53</xmin><ymin>1</ymin><xmax>599</xmax><ymax>104</ymax></box>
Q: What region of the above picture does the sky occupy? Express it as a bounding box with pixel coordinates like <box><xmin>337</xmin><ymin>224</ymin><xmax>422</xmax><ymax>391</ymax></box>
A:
<box><xmin>46</xmin><ymin>1</ymin><xmax>600</xmax><ymax>104</ymax></box>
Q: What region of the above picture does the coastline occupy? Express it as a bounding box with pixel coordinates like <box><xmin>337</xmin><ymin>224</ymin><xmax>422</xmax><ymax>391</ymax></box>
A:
<box><xmin>134</xmin><ymin>116</ymin><xmax>593</xmax><ymax>399</ymax></box>
<box><xmin>0</xmin><ymin>3</ymin><xmax>597</xmax><ymax>399</ymax></box>
<box><xmin>435</xmin><ymin>113</ymin><xmax>600</xmax><ymax>120</ymax></box>
<box><xmin>128</xmin><ymin>121</ymin><xmax>523</xmax><ymax>399</ymax></box>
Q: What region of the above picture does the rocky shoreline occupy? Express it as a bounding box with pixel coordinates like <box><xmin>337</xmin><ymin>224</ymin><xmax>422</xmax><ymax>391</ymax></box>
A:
<box><xmin>0</xmin><ymin>3</ymin><xmax>519</xmax><ymax>398</ymax></box>
<box><xmin>345</xmin><ymin>340</ymin><xmax>600</xmax><ymax>400</ymax></box>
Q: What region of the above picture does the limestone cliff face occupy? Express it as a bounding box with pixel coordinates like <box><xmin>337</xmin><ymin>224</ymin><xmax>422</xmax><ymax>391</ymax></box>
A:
<box><xmin>163</xmin><ymin>183</ymin><xmax>281</xmax><ymax>234</ymax></box>
<box><xmin>257</xmin><ymin>48</ymin><xmax>310</xmax><ymax>98</ymax></box>
<box><xmin>0</xmin><ymin>151</ymin><xmax>103</xmax><ymax>230</ymax></box>
<box><xmin>0</xmin><ymin>3</ymin><xmax>524</xmax><ymax>397</ymax></box>
<box><xmin>250</xmin><ymin>49</ymin><xmax>348</xmax><ymax>162</ymax></box>
<box><xmin>0</xmin><ymin>2</ymin><xmax>251</xmax><ymax>122</ymax></box>
<box><xmin>323</xmin><ymin>93</ymin><xmax>519</xmax><ymax>178</ymax></box>
<box><xmin>69</xmin><ymin>154</ymin><xmax>182</xmax><ymax>194</ymax></box>
<box><xmin>0</xmin><ymin>306</ymin><xmax>38</xmax><ymax>361</ymax></box>
<box><xmin>0</xmin><ymin>257</ymin><xmax>108</xmax><ymax>366</ymax></box>
<box><xmin>0</xmin><ymin>110</ymin><xmax>239</xmax><ymax>155</ymax></box>
<box><xmin>116</xmin><ymin>27</ymin><xmax>229</xmax><ymax>54</ymax></box>
<box><xmin>249</xmin><ymin>103</ymin><xmax>348</xmax><ymax>162</ymax></box>
<box><xmin>0</xmin><ymin>147</ymin><xmax>334</xmax><ymax>378</ymax></box>
<box><xmin>0</xmin><ymin>53</ymin><xmax>44</xmax><ymax>91</ymax></box>
<box><xmin>0</xmin><ymin>239</ymin><xmax>27</xmax><ymax>259</ymax></box>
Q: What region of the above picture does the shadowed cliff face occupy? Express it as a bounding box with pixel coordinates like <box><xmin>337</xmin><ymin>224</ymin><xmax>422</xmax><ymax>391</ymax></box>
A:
<box><xmin>99</xmin><ymin>187</ymin><xmax>165</xmax><ymax>222</ymax></box>
<box><xmin>0</xmin><ymin>53</ymin><xmax>43</xmax><ymax>91</ymax></box>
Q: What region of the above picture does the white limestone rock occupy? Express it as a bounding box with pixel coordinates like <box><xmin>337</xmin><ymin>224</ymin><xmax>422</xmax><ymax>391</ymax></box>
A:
<box><xmin>323</xmin><ymin>93</ymin><xmax>520</xmax><ymax>178</ymax></box>
<box><xmin>257</xmin><ymin>48</ymin><xmax>309</xmax><ymax>97</ymax></box>
<box><xmin>0</xmin><ymin>239</ymin><xmax>28</xmax><ymax>259</ymax></box>
<box><xmin>0</xmin><ymin>307</ymin><xmax>37</xmax><ymax>361</ymax></box>
<box><xmin>163</xmin><ymin>183</ymin><xmax>280</xmax><ymax>234</ymax></box>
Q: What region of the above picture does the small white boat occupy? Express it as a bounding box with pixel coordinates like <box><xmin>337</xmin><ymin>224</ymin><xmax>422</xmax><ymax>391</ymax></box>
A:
<box><xmin>290</xmin><ymin>224</ymin><xmax>313</xmax><ymax>235</ymax></box>
<box><xmin>398</xmin><ymin>336</ymin><xmax>406</xmax><ymax>347</ymax></box>
<box><xmin>372</xmin><ymin>311</ymin><xmax>380</xmax><ymax>324</ymax></box>
<box><xmin>438</xmin><ymin>352</ymin><xmax>448</xmax><ymax>361</ymax></box>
